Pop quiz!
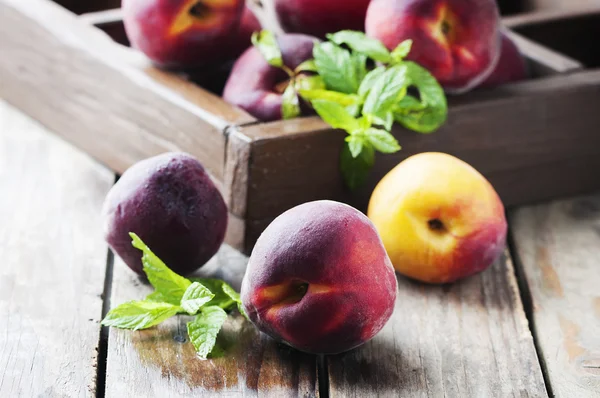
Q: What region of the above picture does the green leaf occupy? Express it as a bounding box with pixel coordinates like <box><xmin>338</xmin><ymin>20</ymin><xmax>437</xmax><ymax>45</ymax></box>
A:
<box><xmin>391</xmin><ymin>40</ymin><xmax>413</xmax><ymax>63</ymax></box>
<box><xmin>187</xmin><ymin>306</ymin><xmax>228</xmax><ymax>360</ymax></box>
<box><xmin>101</xmin><ymin>300</ymin><xmax>180</xmax><ymax>331</ymax></box>
<box><xmin>252</xmin><ymin>30</ymin><xmax>283</xmax><ymax>68</ymax></box>
<box><xmin>180</xmin><ymin>282</ymin><xmax>215</xmax><ymax>315</ymax></box>
<box><xmin>393</xmin><ymin>61</ymin><xmax>448</xmax><ymax>133</ymax></box>
<box><xmin>363</xmin><ymin>64</ymin><xmax>408</xmax><ymax>117</ymax></box>
<box><xmin>188</xmin><ymin>278</ymin><xmax>235</xmax><ymax>310</ymax></box>
<box><xmin>313</xmin><ymin>42</ymin><xmax>358</xmax><ymax>94</ymax></box>
<box><xmin>366</xmin><ymin>128</ymin><xmax>401</xmax><ymax>153</ymax></box>
<box><xmin>373</xmin><ymin>111</ymin><xmax>395</xmax><ymax>131</ymax></box>
<box><xmin>130</xmin><ymin>233</ymin><xmax>191</xmax><ymax>306</ymax></box>
<box><xmin>358</xmin><ymin>67</ymin><xmax>386</xmax><ymax>98</ymax></box>
<box><xmin>299</xmin><ymin>89</ymin><xmax>361</xmax><ymax>107</ymax></box>
<box><xmin>281</xmin><ymin>83</ymin><xmax>301</xmax><ymax>120</ymax></box>
<box><xmin>221</xmin><ymin>283</ymin><xmax>248</xmax><ymax>320</ymax></box>
<box><xmin>340</xmin><ymin>142</ymin><xmax>375</xmax><ymax>190</ymax></box>
<box><xmin>352</xmin><ymin>53</ymin><xmax>368</xmax><ymax>85</ymax></box>
<box><xmin>327</xmin><ymin>30</ymin><xmax>391</xmax><ymax>63</ymax></box>
<box><xmin>312</xmin><ymin>99</ymin><xmax>360</xmax><ymax>133</ymax></box>
<box><xmin>295</xmin><ymin>59</ymin><xmax>317</xmax><ymax>73</ymax></box>
<box><xmin>346</xmin><ymin>135</ymin><xmax>364</xmax><ymax>158</ymax></box>
<box><xmin>295</xmin><ymin>75</ymin><xmax>326</xmax><ymax>92</ymax></box>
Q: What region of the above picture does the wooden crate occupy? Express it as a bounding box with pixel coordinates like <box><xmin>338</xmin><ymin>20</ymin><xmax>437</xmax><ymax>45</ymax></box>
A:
<box><xmin>2</xmin><ymin>0</ymin><xmax>600</xmax><ymax>254</ymax></box>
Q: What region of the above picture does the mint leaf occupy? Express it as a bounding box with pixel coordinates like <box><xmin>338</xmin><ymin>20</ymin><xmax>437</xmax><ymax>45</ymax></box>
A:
<box><xmin>391</xmin><ymin>40</ymin><xmax>413</xmax><ymax>63</ymax></box>
<box><xmin>181</xmin><ymin>282</ymin><xmax>215</xmax><ymax>315</ymax></box>
<box><xmin>102</xmin><ymin>300</ymin><xmax>180</xmax><ymax>331</ymax></box>
<box><xmin>327</xmin><ymin>30</ymin><xmax>391</xmax><ymax>63</ymax></box>
<box><xmin>130</xmin><ymin>233</ymin><xmax>191</xmax><ymax>305</ymax></box>
<box><xmin>313</xmin><ymin>42</ymin><xmax>358</xmax><ymax>94</ymax></box>
<box><xmin>189</xmin><ymin>278</ymin><xmax>235</xmax><ymax>310</ymax></box>
<box><xmin>352</xmin><ymin>53</ymin><xmax>368</xmax><ymax>85</ymax></box>
<box><xmin>295</xmin><ymin>75</ymin><xmax>326</xmax><ymax>92</ymax></box>
<box><xmin>312</xmin><ymin>99</ymin><xmax>360</xmax><ymax>133</ymax></box>
<box><xmin>394</xmin><ymin>61</ymin><xmax>447</xmax><ymax>133</ymax></box>
<box><xmin>366</xmin><ymin>128</ymin><xmax>401</xmax><ymax>153</ymax></box>
<box><xmin>373</xmin><ymin>111</ymin><xmax>394</xmax><ymax>131</ymax></box>
<box><xmin>221</xmin><ymin>283</ymin><xmax>248</xmax><ymax>320</ymax></box>
<box><xmin>363</xmin><ymin>64</ymin><xmax>408</xmax><ymax>117</ymax></box>
<box><xmin>346</xmin><ymin>135</ymin><xmax>364</xmax><ymax>158</ymax></box>
<box><xmin>299</xmin><ymin>89</ymin><xmax>360</xmax><ymax>107</ymax></box>
<box><xmin>358</xmin><ymin>67</ymin><xmax>385</xmax><ymax>99</ymax></box>
<box><xmin>187</xmin><ymin>306</ymin><xmax>228</xmax><ymax>360</ymax></box>
<box><xmin>252</xmin><ymin>30</ymin><xmax>283</xmax><ymax>68</ymax></box>
<box><xmin>340</xmin><ymin>142</ymin><xmax>375</xmax><ymax>190</ymax></box>
<box><xmin>282</xmin><ymin>83</ymin><xmax>301</xmax><ymax>120</ymax></box>
<box><xmin>295</xmin><ymin>59</ymin><xmax>317</xmax><ymax>73</ymax></box>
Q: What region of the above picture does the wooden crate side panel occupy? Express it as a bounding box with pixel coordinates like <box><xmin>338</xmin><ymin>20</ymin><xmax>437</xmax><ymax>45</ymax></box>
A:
<box><xmin>240</xmin><ymin>71</ymin><xmax>600</xmax><ymax>222</ymax></box>
<box><xmin>0</xmin><ymin>0</ymin><xmax>253</xmax><ymax>180</ymax></box>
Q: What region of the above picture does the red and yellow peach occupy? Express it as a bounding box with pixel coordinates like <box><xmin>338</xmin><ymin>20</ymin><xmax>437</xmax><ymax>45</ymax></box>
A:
<box><xmin>122</xmin><ymin>0</ymin><xmax>244</xmax><ymax>68</ymax></box>
<box><xmin>241</xmin><ymin>200</ymin><xmax>397</xmax><ymax>354</ymax></box>
<box><xmin>365</xmin><ymin>0</ymin><xmax>502</xmax><ymax>93</ymax></box>
<box><xmin>368</xmin><ymin>152</ymin><xmax>507</xmax><ymax>284</ymax></box>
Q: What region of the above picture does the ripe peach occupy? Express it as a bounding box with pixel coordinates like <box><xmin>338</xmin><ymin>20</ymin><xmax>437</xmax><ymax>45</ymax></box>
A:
<box><xmin>122</xmin><ymin>0</ymin><xmax>245</xmax><ymax>68</ymax></box>
<box><xmin>224</xmin><ymin>6</ymin><xmax>262</xmax><ymax>60</ymax></box>
<box><xmin>102</xmin><ymin>153</ymin><xmax>228</xmax><ymax>276</ymax></box>
<box><xmin>274</xmin><ymin>0</ymin><xmax>372</xmax><ymax>39</ymax></box>
<box><xmin>241</xmin><ymin>200</ymin><xmax>397</xmax><ymax>354</ymax></box>
<box><xmin>367</xmin><ymin>153</ymin><xmax>507</xmax><ymax>284</ymax></box>
<box><xmin>365</xmin><ymin>0</ymin><xmax>502</xmax><ymax>93</ymax></box>
<box><xmin>479</xmin><ymin>33</ymin><xmax>528</xmax><ymax>88</ymax></box>
<box><xmin>222</xmin><ymin>33</ymin><xmax>317</xmax><ymax>121</ymax></box>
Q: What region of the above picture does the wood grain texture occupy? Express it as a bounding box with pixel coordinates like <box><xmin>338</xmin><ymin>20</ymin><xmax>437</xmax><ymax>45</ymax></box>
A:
<box><xmin>327</xmin><ymin>251</ymin><xmax>547</xmax><ymax>397</ymax></box>
<box><xmin>505</xmin><ymin>30</ymin><xmax>582</xmax><ymax>75</ymax></box>
<box><xmin>507</xmin><ymin>8</ymin><xmax>600</xmax><ymax>68</ymax></box>
<box><xmin>237</xmin><ymin>69</ymin><xmax>600</xmax><ymax>225</ymax></box>
<box><xmin>510</xmin><ymin>194</ymin><xmax>600</xmax><ymax>397</ymax></box>
<box><xmin>0</xmin><ymin>0</ymin><xmax>254</xmax><ymax>180</ymax></box>
<box><xmin>105</xmin><ymin>245</ymin><xmax>319</xmax><ymax>397</ymax></box>
<box><xmin>0</xmin><ymin>101</ymin><xmax>114</xmax><ymax>396</ymax></box>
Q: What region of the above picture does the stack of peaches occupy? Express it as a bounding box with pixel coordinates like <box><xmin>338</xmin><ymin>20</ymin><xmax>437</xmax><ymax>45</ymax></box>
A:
<box><xmin>123</xmin><ymin>0</ymin><xmax>527</xmax><ymax>122</ymax></box>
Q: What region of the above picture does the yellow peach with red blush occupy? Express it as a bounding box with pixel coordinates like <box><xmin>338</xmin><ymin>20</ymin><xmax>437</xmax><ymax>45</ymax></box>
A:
<box><xmin>368</xmin><ymin>152</ymin><xmax>507</xmax><ymax>284</ymax></box>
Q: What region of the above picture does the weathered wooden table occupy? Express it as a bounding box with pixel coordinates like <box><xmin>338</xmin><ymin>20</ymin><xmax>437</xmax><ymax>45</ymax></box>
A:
<box><xmin>1</xmin><ymin>99</ymin><xmax>599</xmax><ymax>397</ymax></box>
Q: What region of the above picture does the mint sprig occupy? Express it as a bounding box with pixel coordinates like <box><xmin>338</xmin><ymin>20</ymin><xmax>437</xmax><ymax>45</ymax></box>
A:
<box><xmin>102</xmin><ymin>235</ymin><xmax>245</xmax><ymax>359</ymax></box>
<box><xmin>251</xmin><ymin>29</ymin><xmax>448</xmax><ymax>190</ymax></box>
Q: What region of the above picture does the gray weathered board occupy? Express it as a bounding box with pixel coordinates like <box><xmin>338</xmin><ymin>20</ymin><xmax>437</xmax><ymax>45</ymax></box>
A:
<box><xmin>0</xmin><ymin>101</ymin><xmax>113</xmax><ymax>396</ymax></box>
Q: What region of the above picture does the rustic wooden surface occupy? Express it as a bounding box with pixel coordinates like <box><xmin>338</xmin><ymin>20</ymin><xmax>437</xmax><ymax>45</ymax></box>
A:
<box><xmin>0</xmin><ymin>100</ymin><xmax>113</xmax><ymax>396</ymax></box>
<box><xmin>327</xmin><ymin>251</ymin><xmax>548</xmax><ymax>397</ymax></box>
<box><xmin>510</xmin><ymin>195</ymin><xmax>600</xmax><ymax>397</ymax></box>
<box><xmin>0</xmin><ymin>0</ymin><xmax>254</xmax><ymax>181</ymax></box>
<box><xmin>105</xmin><ymin>248</ymin><xmax>319</xmax><ymax>397</ymax></box>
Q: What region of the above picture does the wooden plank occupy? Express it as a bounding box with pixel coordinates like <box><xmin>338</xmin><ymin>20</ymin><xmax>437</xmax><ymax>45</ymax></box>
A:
<box><xmin>510</xmin><ymin>194</ymin><xmax>600</xmax><ymax>397</ymax></box>
<box><xmin>505</xmin><ymin>30</ymin><xmax>583</xmax><ymax>75</ymax></box>
<box><xmin>0</xmin><ymin>0</ymin><xmax>255</xmax><ymax>180</ymax></box>
<box><xmin>0</xmin><ymin>100</ymin><xmax>114</xmax><ymax>396</ymax></box>
<box><xmin>506</xmin><ymin>8</ymin><xmax>600</xmax><ymax>68</ymax></box>
<box><xmin>105</xmin><ymin>245</ymin><xmax>319</xmax><ymax>397</ymax></box>
<box><xmin>237</xmin><ymin>69</ymin><xmax>600</xmax><ymax>224</ymax></box>
<box><xmin>327</xmin><ymin>251</ymin><xmax>548</xmax><ymax>397</ymax></box>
